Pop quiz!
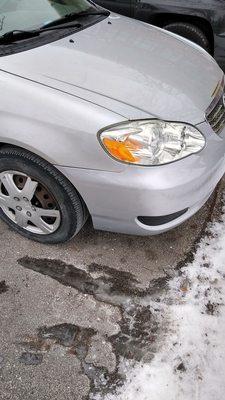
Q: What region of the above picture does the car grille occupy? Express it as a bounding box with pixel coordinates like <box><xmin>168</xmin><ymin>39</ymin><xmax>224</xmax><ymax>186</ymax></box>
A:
<box><xmin>206</xmin><ymin>81</ymin><xmax>225</xmax><ymax>134</ymax></box>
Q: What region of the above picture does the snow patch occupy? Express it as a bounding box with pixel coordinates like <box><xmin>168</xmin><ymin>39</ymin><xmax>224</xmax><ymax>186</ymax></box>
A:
<box><xmin>103</xmin><ymin>201</ymin><xmax>225</xmax><ymax>400</ymax></box>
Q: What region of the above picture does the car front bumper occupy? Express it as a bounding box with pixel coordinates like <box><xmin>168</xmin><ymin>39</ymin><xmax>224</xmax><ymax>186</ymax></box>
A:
<box><xmin>57</xmin><ymin>122</ymin><xmax>225</xmax><ymax>236</ymax></box>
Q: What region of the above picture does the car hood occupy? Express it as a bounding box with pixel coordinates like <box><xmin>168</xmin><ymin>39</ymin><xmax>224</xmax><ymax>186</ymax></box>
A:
<box><xmin>0</xmin><ymin>14</ymin><xmax>223</xmax><ymax>124</ymax></box>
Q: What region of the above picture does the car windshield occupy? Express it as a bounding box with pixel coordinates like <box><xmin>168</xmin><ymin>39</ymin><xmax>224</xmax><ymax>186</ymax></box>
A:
<box><xmin>0</xmin><ymin>0</ymin><xmax>95</xmax><ymax>36</ymax></box>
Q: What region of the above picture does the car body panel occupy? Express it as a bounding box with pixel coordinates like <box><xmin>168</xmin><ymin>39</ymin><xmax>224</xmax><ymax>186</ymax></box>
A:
<box><xmin>57</xmin><ymin>122</ymin><xmax>225</xmax><ymax>235</ymax></box>
<box><xmin>95</xmin><ymin>0</ymin><xmax>225</xmax><ymax>69</ymax></box>
<box><xmin>0</xmin><ymin>68</ymin><xmax>127</xmax><ymax>171</ymax></box>
<box><xmin>0</xmin><ymin>14</ymin><xmax>222</xmax><ymax>127</ymax></box>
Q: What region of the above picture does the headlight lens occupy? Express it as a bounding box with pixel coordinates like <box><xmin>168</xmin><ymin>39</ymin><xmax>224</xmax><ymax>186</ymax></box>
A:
<box><xmin>99</xmin><ymin>120</ymin><xmax>205</xmax><ymax>166</ymax></box>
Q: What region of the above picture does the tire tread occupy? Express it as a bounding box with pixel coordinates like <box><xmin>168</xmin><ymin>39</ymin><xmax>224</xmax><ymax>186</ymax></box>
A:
<box><xmin>0</xmin><ymin>146</ymin><xmax>88</xmax><ymax>243</ymax></box>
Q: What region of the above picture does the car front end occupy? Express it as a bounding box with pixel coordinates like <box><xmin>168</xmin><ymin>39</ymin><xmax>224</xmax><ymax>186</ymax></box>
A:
<box><xmin>58</xmin><ymin>105</ymin><xmax>225</xmax><ymax>235</ymax></box>
<box><xmin>54</xmin><ymin>20</ymin><xmax>225</xmax><ymax>236</ymax></box>
<box><xmin>1</xmin><ymin>3</ymin><xmax>225</xmax><ymax>239</ymax></box>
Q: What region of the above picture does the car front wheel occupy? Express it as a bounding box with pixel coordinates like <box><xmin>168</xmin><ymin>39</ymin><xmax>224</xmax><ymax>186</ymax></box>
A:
<box><xmin>0</xmin><ymin>146</ymin><xmax>88</xmax><ymax>244</ymax></box>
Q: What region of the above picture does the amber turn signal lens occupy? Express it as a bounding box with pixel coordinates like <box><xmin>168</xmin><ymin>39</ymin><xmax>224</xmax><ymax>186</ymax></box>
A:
<box><xmin>99</xmin><ymin>120</ymin><xmax>205</xmax><ymax>165</ymax></box>
<box><xmin>103</xmin><ymin>138</ymin><xmax>140</xmax><ymax>163</ymax></box>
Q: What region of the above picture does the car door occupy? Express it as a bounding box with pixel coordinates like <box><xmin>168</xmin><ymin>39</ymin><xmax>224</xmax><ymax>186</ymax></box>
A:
<box><xmin>94</xmin><ymin>0</ymin><xmax>132</xmax><ymax>17</ymax></box>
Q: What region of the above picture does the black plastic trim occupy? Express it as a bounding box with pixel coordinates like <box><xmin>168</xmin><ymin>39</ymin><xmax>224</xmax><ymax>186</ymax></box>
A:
<box><xmin>137</xmin><ymin>208</ymin><xmax>189</xmax><ymax>226</ymax></box>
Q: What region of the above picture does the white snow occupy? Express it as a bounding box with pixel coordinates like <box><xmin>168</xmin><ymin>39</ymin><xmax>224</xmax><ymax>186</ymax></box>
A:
<box><xmin>103</xmin><ymin>201</ymin><xmax>225</xmax><ymax>400</ymax></box>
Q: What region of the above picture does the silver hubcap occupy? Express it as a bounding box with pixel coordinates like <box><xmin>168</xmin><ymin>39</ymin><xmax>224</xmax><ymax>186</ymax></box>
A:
<box><xmin>0</xmin><ymin>171</ymin><xmax>61</xmax><ymax>235</ymax></box>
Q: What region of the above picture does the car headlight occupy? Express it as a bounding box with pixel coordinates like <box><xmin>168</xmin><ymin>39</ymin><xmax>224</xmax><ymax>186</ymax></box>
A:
<box><xmin>98</xmin><ymin>120</ymin><xmax>205</xmax><ymax>166</ymax></box>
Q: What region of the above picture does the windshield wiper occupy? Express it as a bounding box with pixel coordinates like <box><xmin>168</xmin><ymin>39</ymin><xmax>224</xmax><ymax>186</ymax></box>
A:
<box><xmin>0</xmin><ymin>29</ymin><xmax>40</xmax><ymax>44</ymax></box>
<box><xmin>0</xmin><ymin>22</ymin><xmax>83</xmax><ymax>45</ymax></box>
<box><xmin>42</xmin><ymin>10</ymin><xmax>110</xmax><ymax>29</ymax></box>
<box><xmin>0</xmin><ymin>10</ymin><xmax>110</xmax><ymax>45</ymax></box>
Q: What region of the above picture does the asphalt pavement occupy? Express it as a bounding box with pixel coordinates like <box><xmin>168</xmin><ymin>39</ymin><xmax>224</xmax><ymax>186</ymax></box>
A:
<box><xmin>0</xmin><ymin>179</ymin><xmax>224</xmax><ymax>400</ymax></box>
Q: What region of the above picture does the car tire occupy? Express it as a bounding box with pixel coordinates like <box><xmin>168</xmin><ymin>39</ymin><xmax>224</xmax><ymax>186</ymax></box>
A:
<box><xmin>163</xmin><ymin>22</ymin><xmax>211</xmax><ymax>53</ymax></box>
<box><xmin>0</xmin><ymin>146</ymin><xmax>88</xmax><ymax>244</ymax></box>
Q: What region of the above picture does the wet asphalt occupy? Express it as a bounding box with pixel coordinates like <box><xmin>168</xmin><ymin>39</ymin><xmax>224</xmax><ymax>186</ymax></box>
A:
<box><xmin>0</xmin><ymin>178</ymin><xmax>224</xmax><ymax>400</ymax></box>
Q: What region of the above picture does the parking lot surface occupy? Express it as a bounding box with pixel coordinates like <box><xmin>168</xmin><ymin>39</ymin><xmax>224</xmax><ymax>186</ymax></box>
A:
<box><xmin>0</xmin><ymin>179</ymin><xmax>224</xmax><ymax>400</ymax></box>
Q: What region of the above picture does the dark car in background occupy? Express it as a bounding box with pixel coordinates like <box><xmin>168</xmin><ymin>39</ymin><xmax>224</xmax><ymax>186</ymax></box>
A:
<box><xmin>94</xmin><ymin>0</ymin><xmax>225</xmax><ymax>69</ymax></box>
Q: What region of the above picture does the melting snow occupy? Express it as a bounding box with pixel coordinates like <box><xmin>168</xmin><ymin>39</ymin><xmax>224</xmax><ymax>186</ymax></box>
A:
<box><xmin>104</xmin><ymin>201</ymin><xmax>225</xmax><ymax>400</ymax></box>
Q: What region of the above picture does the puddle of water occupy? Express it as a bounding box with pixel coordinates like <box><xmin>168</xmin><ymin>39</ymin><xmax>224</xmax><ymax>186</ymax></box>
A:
<box><xmin>20</xmin><ymin>322</ymin><xmax>111</xmax><ymax>397</ymax></box>
<box><xmin>17</xmin><ymin>257</ymin><xmax>168</xmax><ymax>397</ymax></box>
<box><xmin>112</xmin><ymin>303</ymin><xmax>159</xmax><ymax>363</ymax></box>
<box><xmin>38</xmin><ymin>323</ymin><xmax>80</xmax><ymax>347</ymax></box>
<box><xmin>0</xmin><ymin>280</ymin><xmax>8</xmax><ymax>294</ymax></box>
<box><xmin>19</xmin><ymin>352</ymin><xmax>43</xmax><ymax>366</ymax></box>
<box><xmin>18</xmin><ymin>257</ymin><xmax>99</xmax><ymax>295</ymax></box>
<box><xmin>20</xmin><ymin>323</ymin><xmax>96</xmax><ymax>355</ymax></box>
<box><xmin>18</xmin><ymin>257</ymin><xmax>168</xmax><ymax>301</ymax></box>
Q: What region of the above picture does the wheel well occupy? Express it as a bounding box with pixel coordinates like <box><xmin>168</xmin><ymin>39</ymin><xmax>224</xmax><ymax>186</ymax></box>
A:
<box><xmin>0</xmin><ymin>142</ymin><xmax>26</xmax><ymax>151</ymax></box>
<box><xmin>0</xmin><ymin>142</ymin><xmax>9</xmax><ymax>149</ymax></box>
<box><xmin>152</xmin><ymin>13</ymin><xmax>214</xmax><ymax>54</ymax></box>
<box><xmin>0</xmin><ymin>142</ymin><xmax>91</xmax><ymax>219</ymax></box>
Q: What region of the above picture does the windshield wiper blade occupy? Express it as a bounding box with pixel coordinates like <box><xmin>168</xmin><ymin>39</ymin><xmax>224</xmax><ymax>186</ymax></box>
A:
<box><xmin>0</xmin><ymin>9</ymin><xmax>109</xmax><ymax>44</ymax></box>
<box><xmin>0</xmin><ymin>29</ymin><xmax>40</xmax><ymax>44</ymax></box>
<box><xmin>42</xmin><ymin>10</ymin><xmax>110</xmax><ymax>28</ymax></box>
<box><xmin>0</xmin><ymin>22</ymin><xmax>83</xmax><ymax>45</ymax></box>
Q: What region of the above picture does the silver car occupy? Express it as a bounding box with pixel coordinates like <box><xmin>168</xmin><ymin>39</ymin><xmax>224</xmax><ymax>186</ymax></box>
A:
<box><xmin>0</xmin><ymin>0</ymin><xmax>225</xmax><ymax>244</ymax></box>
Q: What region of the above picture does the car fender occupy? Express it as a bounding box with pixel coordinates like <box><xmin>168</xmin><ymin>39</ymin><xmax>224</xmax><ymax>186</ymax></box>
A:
<box><xmin>0</xmin><ymin>71</ymin><xmax>126</xmax><ymax>172</ymax></box>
